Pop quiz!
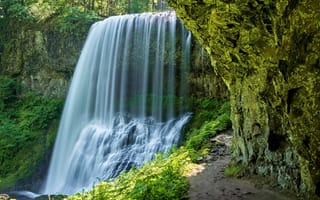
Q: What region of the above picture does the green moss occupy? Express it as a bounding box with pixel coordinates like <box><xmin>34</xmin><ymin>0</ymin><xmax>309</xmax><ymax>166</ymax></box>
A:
<box><xmin>0</xmin><ymin>76</ymin><xmax>63</xmax><ymax>189</ymax></box>
<box><xmin>168</xmin><ymin>0</ymin><xmax>320</xmax><ymax>198</ymax></box>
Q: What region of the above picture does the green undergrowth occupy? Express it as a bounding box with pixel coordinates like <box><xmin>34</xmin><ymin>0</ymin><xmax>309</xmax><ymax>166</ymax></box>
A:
<box><xmin>185</xmin><ymin>98</ymin><xmax>231</xmax><ymax>160</ymax></box>
<box><xmin>0</xmin><ymin>76</ymin><xmax>63</xmax><ymax>189</ymax></box>
<box><xmin>224</xmin><ymin>163</ymin><xmax>245</xmax><ymax>177</ymax></box>
<box><xmin>68</xmin><ymin>98</ymin><xmax>231</xmax><ymax>200</ymax></box>
<box><xmin>68</xmin><ymin>149</ymin><xmax>191</xmax><ymax>200</ymax></box>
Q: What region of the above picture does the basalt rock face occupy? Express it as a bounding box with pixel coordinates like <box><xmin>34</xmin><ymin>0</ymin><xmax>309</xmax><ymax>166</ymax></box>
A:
<box><xmin>0</xmin><ymin>29</ymin><xmax>86</xmax><ymax>98</ymax></box>
<box><xmin>168</xmin><ymin>0</ymin><xmax>320</xmax><ymax>198</ymax></box>
<box><xmin>0</xmin><ymin>25</ymin><xmax>227</xmax><ymax>100</ymax></box>
<box><xmin>190</xmin><ymin>40</ymin><xmax>228</xmax><ymax>99</ymax></box>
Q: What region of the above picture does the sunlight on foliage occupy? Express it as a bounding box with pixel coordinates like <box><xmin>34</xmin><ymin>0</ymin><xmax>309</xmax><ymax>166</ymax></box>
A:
<box><xmin>68</xmin><ymin>98</ymin><xmax>231</xmax><ymax>199</ymax></box>
<box><xmin>68</xmin><ymin>149</ymin><xmax>191</xmax><ymax>200</ymax></box>
<box><xmin>30</xmin><ymin>0</ymin><xmax>56</xmax><ymax>21</ymax></box>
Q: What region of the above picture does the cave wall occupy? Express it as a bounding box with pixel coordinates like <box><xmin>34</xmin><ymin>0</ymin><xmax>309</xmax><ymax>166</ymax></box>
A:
<box><xmin>167</xmin><ymin>0</ymin><xmax>320</xmax><ymax>198</ymax></box>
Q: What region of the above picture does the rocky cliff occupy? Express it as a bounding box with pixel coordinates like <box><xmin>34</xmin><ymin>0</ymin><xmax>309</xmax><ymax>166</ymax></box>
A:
<box><xmin>0</xmin><ymin>15</ymin><xmax>228</xmax><ymax>190</ymax></box>
<box><xmin>0</xmin><ymin>21</ymin><xmax>227</xmax><ymax>100</ymax></box>
<box><xmin>0</xmin><ymin>28</ymin><xmax>86</xmax><ymax>98</ymax></box>
<box><xmin>189</xmin><ymin>40</ymin><xmax>228</xmax><ymax>99</ymax></box>
<box><xmin>167</xmin><ymin>0</ymin><xmax>320</xmax><ymax>199</ymax></box>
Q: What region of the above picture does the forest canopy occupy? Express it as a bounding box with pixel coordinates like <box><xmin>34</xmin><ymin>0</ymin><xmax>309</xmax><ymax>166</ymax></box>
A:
<box><xmin>0</xmin><ymin>0</ymin><xmax>169</xmax><ymax>22</ymax></box>
<box><xmin>0</xmin><ymin>0</ymin><xmax>170</xmax><ymax>60</ymax></box>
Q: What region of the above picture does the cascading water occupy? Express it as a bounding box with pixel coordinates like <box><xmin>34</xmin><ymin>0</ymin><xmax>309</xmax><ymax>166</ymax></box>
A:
<box><xmin>43</xmin><ymin>12</ymin><xmax>191</xmax><ymax>195</ymax></box>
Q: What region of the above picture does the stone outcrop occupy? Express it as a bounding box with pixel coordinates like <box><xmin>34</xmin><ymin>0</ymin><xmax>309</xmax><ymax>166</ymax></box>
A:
<box><xmin>189</xmin><ymin>40</ymin><xmax>228</xmax><ymax>99</ymax></box>
<box><xmin>1</xmin><ymin>28</ymin><xmax>86</xmax><ymax>98</ymax></box>
<box><xmin>168</xmin><ymin>0</ymin><xmax>320</xmax><ymax>199</ymax></box>
<box><xmin>0</xmin><ymin>22</ymin><xmax>227</xmax><ymax>100</ymax></box>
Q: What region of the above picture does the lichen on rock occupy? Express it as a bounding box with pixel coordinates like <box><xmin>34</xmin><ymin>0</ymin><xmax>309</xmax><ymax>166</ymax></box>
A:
<box><xmin>168</xmin><ymin>0</ymin><xmax>320</xmax><ymax>198</ymax></box>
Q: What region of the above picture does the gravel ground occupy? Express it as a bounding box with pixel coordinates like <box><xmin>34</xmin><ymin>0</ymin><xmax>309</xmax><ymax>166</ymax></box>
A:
<box><xmin>188</xmin><ymin>133</ymin><xmax>298</xmax><ymax>200</ymax></box>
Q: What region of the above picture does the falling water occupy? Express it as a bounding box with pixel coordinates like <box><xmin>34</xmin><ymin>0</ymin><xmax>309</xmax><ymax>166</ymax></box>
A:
<box><xmin>43</xmin><ymin>12</ymin><xmax>191</xmax><ymax>195</ymax></box>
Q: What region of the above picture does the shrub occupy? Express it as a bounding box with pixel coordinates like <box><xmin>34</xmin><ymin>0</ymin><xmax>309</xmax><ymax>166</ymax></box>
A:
<box><xmin>0</xmin><ymin>76</ymin><xmax>18</xmax><ymax>111</ymax></box>
<box><xmin>185</xmin><ymin>99</ymin><xmax>231</xmax><ymax>152</ymax></box>
<box><xmin>68</xmin><ymin>149</ymin><xmax>191</xmax><ymax>200</ymax></box>
<box><xmin>0</xmin><ymin>76</ymin><xmax>63</xmax><ymax>189</ymax></box>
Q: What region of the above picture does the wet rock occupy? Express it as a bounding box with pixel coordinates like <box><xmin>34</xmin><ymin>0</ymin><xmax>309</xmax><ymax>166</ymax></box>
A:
<box><xmin>168</xmin><ymin>0</ymin><xmax>320</xmax><ymax>198</ymax></box>
<box><xmin>197</xmin><ymin>157</ymin><xmax>204</xmax><ymax>162</ymax></box>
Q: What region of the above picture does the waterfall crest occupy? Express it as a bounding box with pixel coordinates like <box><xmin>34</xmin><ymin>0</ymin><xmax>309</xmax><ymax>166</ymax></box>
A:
<box><xmin>43</xmin><ymin>12</ymin><xmax>191</xmax><ymax>195</ymax></box>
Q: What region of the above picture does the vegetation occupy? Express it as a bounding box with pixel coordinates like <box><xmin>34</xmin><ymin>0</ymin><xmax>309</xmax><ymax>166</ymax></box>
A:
<box><xmin>68</xmin><ymin>149</ymin><xmax>190</xmax><ymax>200</ymax></box>
<box><xmin>224</xmin><ymin>164</ymin><xmax>244</xmax><ymax>178</ymax></box>
<box><xmin>185</xmin><ymin>98</ymin><xmax>231</xmax><ymax>158</ymax></box>
<box><xmin>167</xmin><ymin>0</ymin><xmax>320</xmax><ymax>197</ymax></box>
<box><xmin>67</xmin><ymin>98</ymin><xmax>231</xmax><ymax>199</ymax></box>
<box><xmin>0</xmin><ymin>76</ymin><xmax>63</xmax><ymax>189</ymax></box>
<box><xmin>0</xmin><ymin>0</ymin><xmax>172</xmax><ymax>73</ymax></box>
<box><xmin>56</xmin><ymin>0</ymin><xmax>170</xmax><ymax>16</ymax></box>
<box><xmin>0</xmin><ymin>0</ymin><xmax>232</xmax><ymax>197</ymax></box>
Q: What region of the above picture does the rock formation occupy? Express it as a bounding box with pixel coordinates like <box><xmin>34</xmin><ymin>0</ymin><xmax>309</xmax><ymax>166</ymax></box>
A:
<box><xmin>1</xmin><ymin>29</ymin><xmax>85</xmax><ymax>98</ymax></box>
<box><xmin>167</xmin><ymin>0</ymin><xmax>320</xmax><ymax>198</ymax></box>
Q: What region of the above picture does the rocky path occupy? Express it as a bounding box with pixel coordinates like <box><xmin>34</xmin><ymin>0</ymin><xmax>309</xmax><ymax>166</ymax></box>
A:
<box><xmin>188</xmin><ymin>133</ymin><xmax>298</xmax><ymax>200</ymax></box>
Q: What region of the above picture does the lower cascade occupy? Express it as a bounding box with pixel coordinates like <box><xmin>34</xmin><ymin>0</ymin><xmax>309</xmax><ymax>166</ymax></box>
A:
<box><xmin>43</xmin><ymin>12</ymin><xmax>192</xmax><ymax>195</ymax></box>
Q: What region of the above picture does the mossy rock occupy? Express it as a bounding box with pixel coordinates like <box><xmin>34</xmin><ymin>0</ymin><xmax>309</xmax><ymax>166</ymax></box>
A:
<box><xmin>168</xmin><ymin>0</ymin><xmax>320</xmax><ymax>198</ymax></box>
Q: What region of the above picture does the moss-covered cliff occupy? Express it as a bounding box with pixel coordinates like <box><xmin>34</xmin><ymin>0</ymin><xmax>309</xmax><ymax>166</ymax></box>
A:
<box><xmin>0</xmin><ymin>1</ymin><xmax>100</xmax><ymax>98</ymax></box>
<box><xmin>0</xmin><ymin>22</ymin><xmax>226</xmax><ymax>100</ymax></box>
<box><xmin>168</xmin><ymin>0</ymin><xmax>320</xmax><ymax>199</ymax></box>
<box><xmin>189</xmin><ymin>40</ymin><xmax>228</xmax><ymax>99</ymax></box>
<box><xmin>1</xmin><ymin>28</ymin><xmax>86</xmax><ymax>98</ymax></box>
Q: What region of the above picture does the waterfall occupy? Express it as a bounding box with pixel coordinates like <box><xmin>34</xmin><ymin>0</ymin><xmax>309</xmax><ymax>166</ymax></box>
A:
<box><xmin>43</xmin><ymin>12</ymin><xmax>191</xmax><ymax>195</ymax></box>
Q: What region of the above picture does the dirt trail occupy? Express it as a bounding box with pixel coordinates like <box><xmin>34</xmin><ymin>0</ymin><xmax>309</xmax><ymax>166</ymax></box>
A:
<box><xmin>188</xmin><ymin>133</ymin><xmax>298</xmax><ymax>200</ymax></box>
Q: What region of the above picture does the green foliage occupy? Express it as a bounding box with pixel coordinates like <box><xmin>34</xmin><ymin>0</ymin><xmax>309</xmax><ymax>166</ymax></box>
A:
<box><xmin>5</xmin><ymin>1</ymin><xmax>35</xmax><ymax>22</ymax></box>
<box><xmin>0</xmin><ymin>76</ymin><xmax>63</xmax><ymax>189</ymax></box>
<box><xmin>68</xmin><ymin>98</ymin><xmax>231</xmax><ymax>199</ymax></box>
<box><xmin>0</xmin><ymin>0</ymin><xmax>36</xmax><ymax>30</ymax></box>
<box><xmin>188</xmin><ymin>98</ymin><xmax>230</xmax><ymax>129</ymax></box>
<box><xmin>55</xmin><ymin>6</ymin><xmax>101</xmax><ymax>35</ymax></box>
<box><xmin>183</xmin><ymin>99</ymin><xmax>231</xmax><ymax>160</ymax></box>
<box><xmin>0</xmin><ymin>76</ymin><xmax>18</xmax><ymax>111</ymax></box>
<box><xmin>128</xmin><ymin>0</ymin><xmax>150</xmax><ymax>14</ymax></box>
<box><xmin>68</xmin><ymin>149</ymin><xmax>190</xmax><ymax>200</ymax></box>
<box><xmin>17</xmin><ymin>92</ymin><xmax>63</xmax><ymax>130</ymax></box>
<box><xmin>0</xmin><ymin>119</ymin><xmax>60</xmax><ymax>190</ymax></box>
<box><xmin>224</xmin><ymin>164</ymin><xmax>244</xmax><ymax>177</ymax></box>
